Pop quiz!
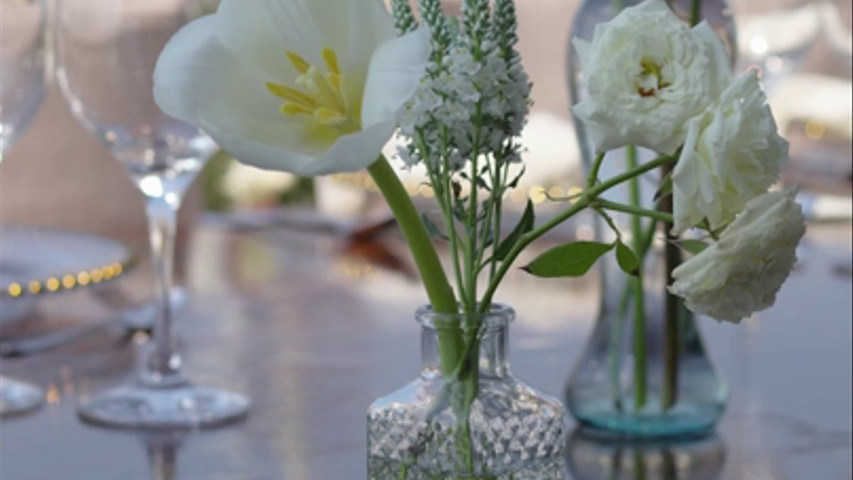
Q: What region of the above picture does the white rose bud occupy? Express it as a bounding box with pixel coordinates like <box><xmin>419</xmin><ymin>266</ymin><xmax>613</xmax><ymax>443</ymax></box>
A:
<box><xmin>672</xmin><ymin>71</ymin><xmax>789</xmax><ymax>234</ymax></box>
<box><xmin>669</xmin><ymin>188</ymin><xmax>806</xmax><ymax>324</ymax></box>
<box><xmin>571</xmin><ymin>0</ymin><xmax>730</xmax><ymax>155</ymax></box>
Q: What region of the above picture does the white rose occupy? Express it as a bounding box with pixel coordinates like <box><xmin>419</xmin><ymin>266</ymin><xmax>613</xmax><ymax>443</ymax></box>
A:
<box><xmin>672</xmin><ymin>71</ymin><xmax>789</xmax><ymax>234</ymax></box>
<box><xmin>571</xmin><ymin>0</ymin><xmax>730</xmax><ymax>155</ymax></box>
<box><xmin>669</xmin><ymin>188</ymin><xmax>806</xmax><ymax>323</ymax></box>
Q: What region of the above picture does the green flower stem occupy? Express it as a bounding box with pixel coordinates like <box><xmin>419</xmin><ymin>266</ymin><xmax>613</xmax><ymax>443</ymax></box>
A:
<box><xmin>368</xmin><ymin>155</ymin><xmax>461</xmax><ymax>377</ymax></box>
<box><xmin>610</xmin><ymin>217</ymin><xmax>660</xmax><ymax>409</ymax></box>
<box><xmin>437</xmin><ymin>129</ymin><xmax>468</xmax><ymax>305</ymax></box>
<box><xmin>589</xmin><ymin>150</ymin><xmax>625</xmax><ymax>407</ymax></box>
<box><xmin>487</xmin><ymin>160</ymin><xmax>509</xmax><ymax>283</ymax></box>
<box><xmin>661</xmin><ymin>170</ymin><xmax>681</xmax><ymax>410</ymax></box>
<box><xmin>663</xmin><ymin>0</ymin><xmax>703</xmax><ymax>412</ymax></box>
<box><xmin>594</xmin><ymin>199</ymin><xmax>674</xmax><ymax>223</ymax></box>
<box><xmin>478</xmin><ymin>153</ymin><xmax>678</xmax><ymax>312</ymax></box>
<box><xmin>465</xmin><ymin>103</ymin><xmax>484</xmax><ymax>315</ymax></box>
<box><xmin>626</xmin><ymin>145</ymin><xmax>647</xmax><ymax>410</ymax></box>
<box><xmin>691</xmin><ymin>0</ymin><xmax>702</xmax><ymax>26</ymax></box>
<box><xmin>589</xmin><ymin>152</ymin><xmax>606</xmax><ymax>188</ymax></box>
<box><xmin>460</xmin><ymin>101</ymin><xmax>486</xmax><ymax>477</ymax></box>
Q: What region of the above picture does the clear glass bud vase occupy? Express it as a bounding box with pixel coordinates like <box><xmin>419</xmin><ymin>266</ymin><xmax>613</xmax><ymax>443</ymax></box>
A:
<box><xmin>368</xmin><ymin>305</ymin><xmax>567</xmax><ymax>479</ymax></box>
<box><xmin>563</xmin><ymin>0</ymin><xmax>735</xmax><ymax>437</ymax></box>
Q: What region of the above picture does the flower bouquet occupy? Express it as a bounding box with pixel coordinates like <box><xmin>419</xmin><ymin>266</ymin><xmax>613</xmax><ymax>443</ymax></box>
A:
<box><xmin>151</xmin><ymin>0</ymin><xmax>805</xmax><ymax>476</ymax></box>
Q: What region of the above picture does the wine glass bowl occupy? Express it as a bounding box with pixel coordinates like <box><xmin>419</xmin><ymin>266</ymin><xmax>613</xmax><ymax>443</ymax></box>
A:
<box><xmin>55</xmin><ymin>0</ymin><xmax>249</xmax><ymax>429</ymax></box>
<box><xmin>55</xmin><ymin>0</ymin><xmax>216</xmax><ymax>196</ymax></box>
<box><xmin>0</xmin><ymin>0</ymin><xmax>47</xmax><ymax>157</ymax></box>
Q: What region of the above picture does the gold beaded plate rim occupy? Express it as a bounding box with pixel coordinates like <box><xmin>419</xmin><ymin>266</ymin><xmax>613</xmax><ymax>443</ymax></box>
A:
<box><xmin>0</xmin><ymin>225</ymin><xmax>137</xmax><ymax>300</ymax></box>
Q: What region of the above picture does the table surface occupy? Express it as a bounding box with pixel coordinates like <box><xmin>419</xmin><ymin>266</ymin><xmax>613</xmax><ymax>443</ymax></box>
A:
<box><xmin>0</xmin><ymin>216</ymin><xmax>851</xmax><ymax>480</ymax></box>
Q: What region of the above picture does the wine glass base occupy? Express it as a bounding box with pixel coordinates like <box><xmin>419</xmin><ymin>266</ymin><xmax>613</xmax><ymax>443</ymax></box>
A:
<box><xmin>0</xmin><ymin>376</ymin><xmax>44</xmax><ymax>418</ymax></box>
<box><xmin>78</xmin><ymin>383</ymin><xmax>249</xmax><ymax>430</ymax></box>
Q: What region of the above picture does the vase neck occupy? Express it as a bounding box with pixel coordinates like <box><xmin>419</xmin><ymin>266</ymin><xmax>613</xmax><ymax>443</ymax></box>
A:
<box><xmin>421</xmin><ymin>325</ymin><xmax>511</xmax><ymax>378</ymax></box>
<box><xmin>417</xmin><ymin>304</ymin><xmax>515</xmax><ymax>379</ymax></box>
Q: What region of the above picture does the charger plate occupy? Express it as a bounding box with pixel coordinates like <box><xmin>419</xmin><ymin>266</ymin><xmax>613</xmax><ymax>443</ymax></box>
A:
<box><xmin>0</xmin><ymin>225</ymin><xmax>135</xmax><ymax>324</ymax></box>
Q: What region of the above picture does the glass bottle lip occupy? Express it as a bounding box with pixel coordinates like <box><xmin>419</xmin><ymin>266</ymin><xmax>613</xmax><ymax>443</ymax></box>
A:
<box><xmin>415</xmin><ymin>304</ymin><xmax>515</xmax><ymax>332</ymax></box>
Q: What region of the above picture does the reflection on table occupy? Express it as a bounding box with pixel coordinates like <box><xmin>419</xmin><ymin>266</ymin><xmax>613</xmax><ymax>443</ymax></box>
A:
<box><xmin>0</xmin><ymin>216</ymin><xmax>849</xmax><ymax>479</ymax></box>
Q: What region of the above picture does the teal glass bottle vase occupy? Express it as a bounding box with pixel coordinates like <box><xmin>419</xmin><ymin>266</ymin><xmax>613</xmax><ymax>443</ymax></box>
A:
<box><xmin>563</xmin><ymin>0</ymin><xmax>736</xmax><ymax>437</ymax></box>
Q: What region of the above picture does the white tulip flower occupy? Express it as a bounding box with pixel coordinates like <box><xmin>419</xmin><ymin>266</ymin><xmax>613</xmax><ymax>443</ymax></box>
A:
<box><xmin>669</xmin><ymin>188</ymin><xmax>806</xmax><ymax>323</ymax></box>
<box><xmin>672</xmin><ymin>71</ymin><xmax>789</xmax><ymax>234</ymax></box>
<box><xmin>153</xmin><ymin>0</ymin><xmax>431</xmax><ymax>176</ymax></box>
<box><xmin>571</xmin><ymin>0</ymin><xmax>730</xmax><ymax>155</ymax></box>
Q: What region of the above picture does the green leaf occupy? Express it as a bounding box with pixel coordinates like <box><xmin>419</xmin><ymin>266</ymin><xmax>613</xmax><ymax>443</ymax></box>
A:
<box><xmin>494</xmin><ymin>200</ymin><xmax>535</xmax><ymax>261</ymax></box>
<box><xmin>678</xmin><ymin>239</ymin><xmax>710</xmax><ymax>255</ymax></box>
<box><xmin>615</xmin><ymin>240</ymin><xmax>640</xmax><ymax>277</ymax></box>
<box><xmin>507</xmin><ymin>166</ymin><xmax>526</xmax><ymax>189</ymax></box>
<box><xmin>421</xmin><ymin>213</ymin><xmax>448</xmax><ymax>241</ymax></box>
<box><xmin>522</xmin><ymin>241</ymin><xmax>614</xmax><ymax>278</ymax></box>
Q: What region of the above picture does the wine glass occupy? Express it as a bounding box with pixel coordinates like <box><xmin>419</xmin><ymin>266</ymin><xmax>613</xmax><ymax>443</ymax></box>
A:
<box><xmin>0</xmin><ymin>0</ymin><xmax>47</xmax><ymax>158</ymax></box>
<box><xmin>55</xmin><ymin>0</ymin><xmax>249</xmax><ymax>429</ymax></box>
<box><xmin>0</xmin><ymin>0</ymin><xmax>47</xmax><ymax>417</ymax></box>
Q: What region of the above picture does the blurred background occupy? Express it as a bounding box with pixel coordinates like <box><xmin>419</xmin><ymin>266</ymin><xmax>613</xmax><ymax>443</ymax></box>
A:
<box><xmin>2</xmin><ymin>0</ymin><xmax>849</xmax><ymax>252</ymax></box>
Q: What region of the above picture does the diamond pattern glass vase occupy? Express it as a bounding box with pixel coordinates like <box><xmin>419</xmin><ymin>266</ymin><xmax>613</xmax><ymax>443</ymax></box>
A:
<box><xmin>368</xmin><ymin>305</ymin><xmax>567</xmax><ymax>479</ymax></box>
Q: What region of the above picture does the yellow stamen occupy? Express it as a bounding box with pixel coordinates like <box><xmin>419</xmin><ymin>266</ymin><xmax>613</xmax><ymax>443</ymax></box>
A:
<box><xmin>299</xmin><ymin>67</ymin><xmax>342</xmax><ymax>111</ymax></box>
<box><xmin>281</xmin><ymin>103</ymin><xmax>313</xmax><ymax>117</ymax></box>
<box><xmin>286</xmin><ymin>51</ymin><xmax>311</xmax><ymax>74</ymax></box>
<box><xmin>322</xmin><ymin>48</ymin><xmax>341</xmax><ymax>75</ymax></box>
<box><xmin>327</xmin><ymin>72</ymin><xmax>343</xmax><ymax>91</ymax></box>
<box><xmin>637</xmin><ymin>57</ymin><xmax>670</xmax><ymax>95</ymax></box>
<box><xmin>266</xmin><ymin>82</ymin><xmax>317</xmax><ymax>108</ymax></box>
<box><xmin>266</xmin><ymin>47</ymin><xmax>360</xmax><ymax>141</ymax></box>
<box><xmin>641</xmin><ymin>58</ymin><xmax>661</xmax><ymax>79</ymax></box>
<box><xmin>314</xmin><ymin>107</ymin><xmax>346</xmax><ymax>125</ymax></box>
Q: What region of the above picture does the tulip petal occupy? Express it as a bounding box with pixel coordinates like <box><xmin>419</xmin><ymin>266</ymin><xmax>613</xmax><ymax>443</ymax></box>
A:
<box><xmin>206</xmin><ymin>130</ymin><xmax>317</xmax><ymax>175</ymax></box>
<box><xmin>361</xmin><ymin>28</ymin><xmax>431</xmax><ymax>129</ymax></box>
<box><xmin>216</xmin><ymin>0</ymin><xmax>394</xmax><ymax>82</ymax></box>
<box><xmin>299</xmin><ymin>120</ymin><xmax>397</xmax><ymax>176</ymax></box>
<box><xmin>216</xmin><ymin>0</ymin><xmax>325</xmax><ymax>80</ymax></box>
<box><xmin>155</xmin><ymin>0</ymin><xmax>403</xmax><ymax>177</ymax></box>
<box><xmin>154</xmin><ymin>16</ymin><xmax>320</xmax><ymax>173</ymax></box>
<box><xmin>155</xmin><ymin>16</ymin><xmax>278</xmax><ymax>125</ymax></box>
<box><xmin>339</xmin><ymin>0</ymin><xmax>396</xmax><ymax>71</ymax></box>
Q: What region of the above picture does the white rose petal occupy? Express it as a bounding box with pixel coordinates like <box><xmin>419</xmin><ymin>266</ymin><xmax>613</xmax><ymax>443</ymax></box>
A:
<box><xmin>571</xmin><ymin>0</ymin><xmax>730</xmax><ymax>154</ymax></box>
<box><xmin>673</xmin><ymin>71</ymin><xmax>789</xmax><ymax>234</ymax></box>
<box><xmin>669</xmin><ymin>188</ymin><xmax>806</xmax><ymax>323</ymax></box>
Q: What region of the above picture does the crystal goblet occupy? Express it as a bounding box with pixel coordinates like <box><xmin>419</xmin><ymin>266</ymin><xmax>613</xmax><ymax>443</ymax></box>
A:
<box><xmin>55</xmin><ymin>0</ymin><xmax>249</xmax><ymax>429</ymax></box>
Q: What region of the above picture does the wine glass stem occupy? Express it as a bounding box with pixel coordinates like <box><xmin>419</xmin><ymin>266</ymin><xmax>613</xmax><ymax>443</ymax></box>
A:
<box><xmin>145</xmin><ymin>195</ymin><xmax>181</xmax><ymax>385</ymax></box>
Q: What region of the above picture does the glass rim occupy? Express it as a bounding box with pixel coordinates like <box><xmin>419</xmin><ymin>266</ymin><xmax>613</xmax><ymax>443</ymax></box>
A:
<box><xmin>415</xmin><ymin>303</ymin><xmax>515</xmax><ymax>331</ymax></box>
